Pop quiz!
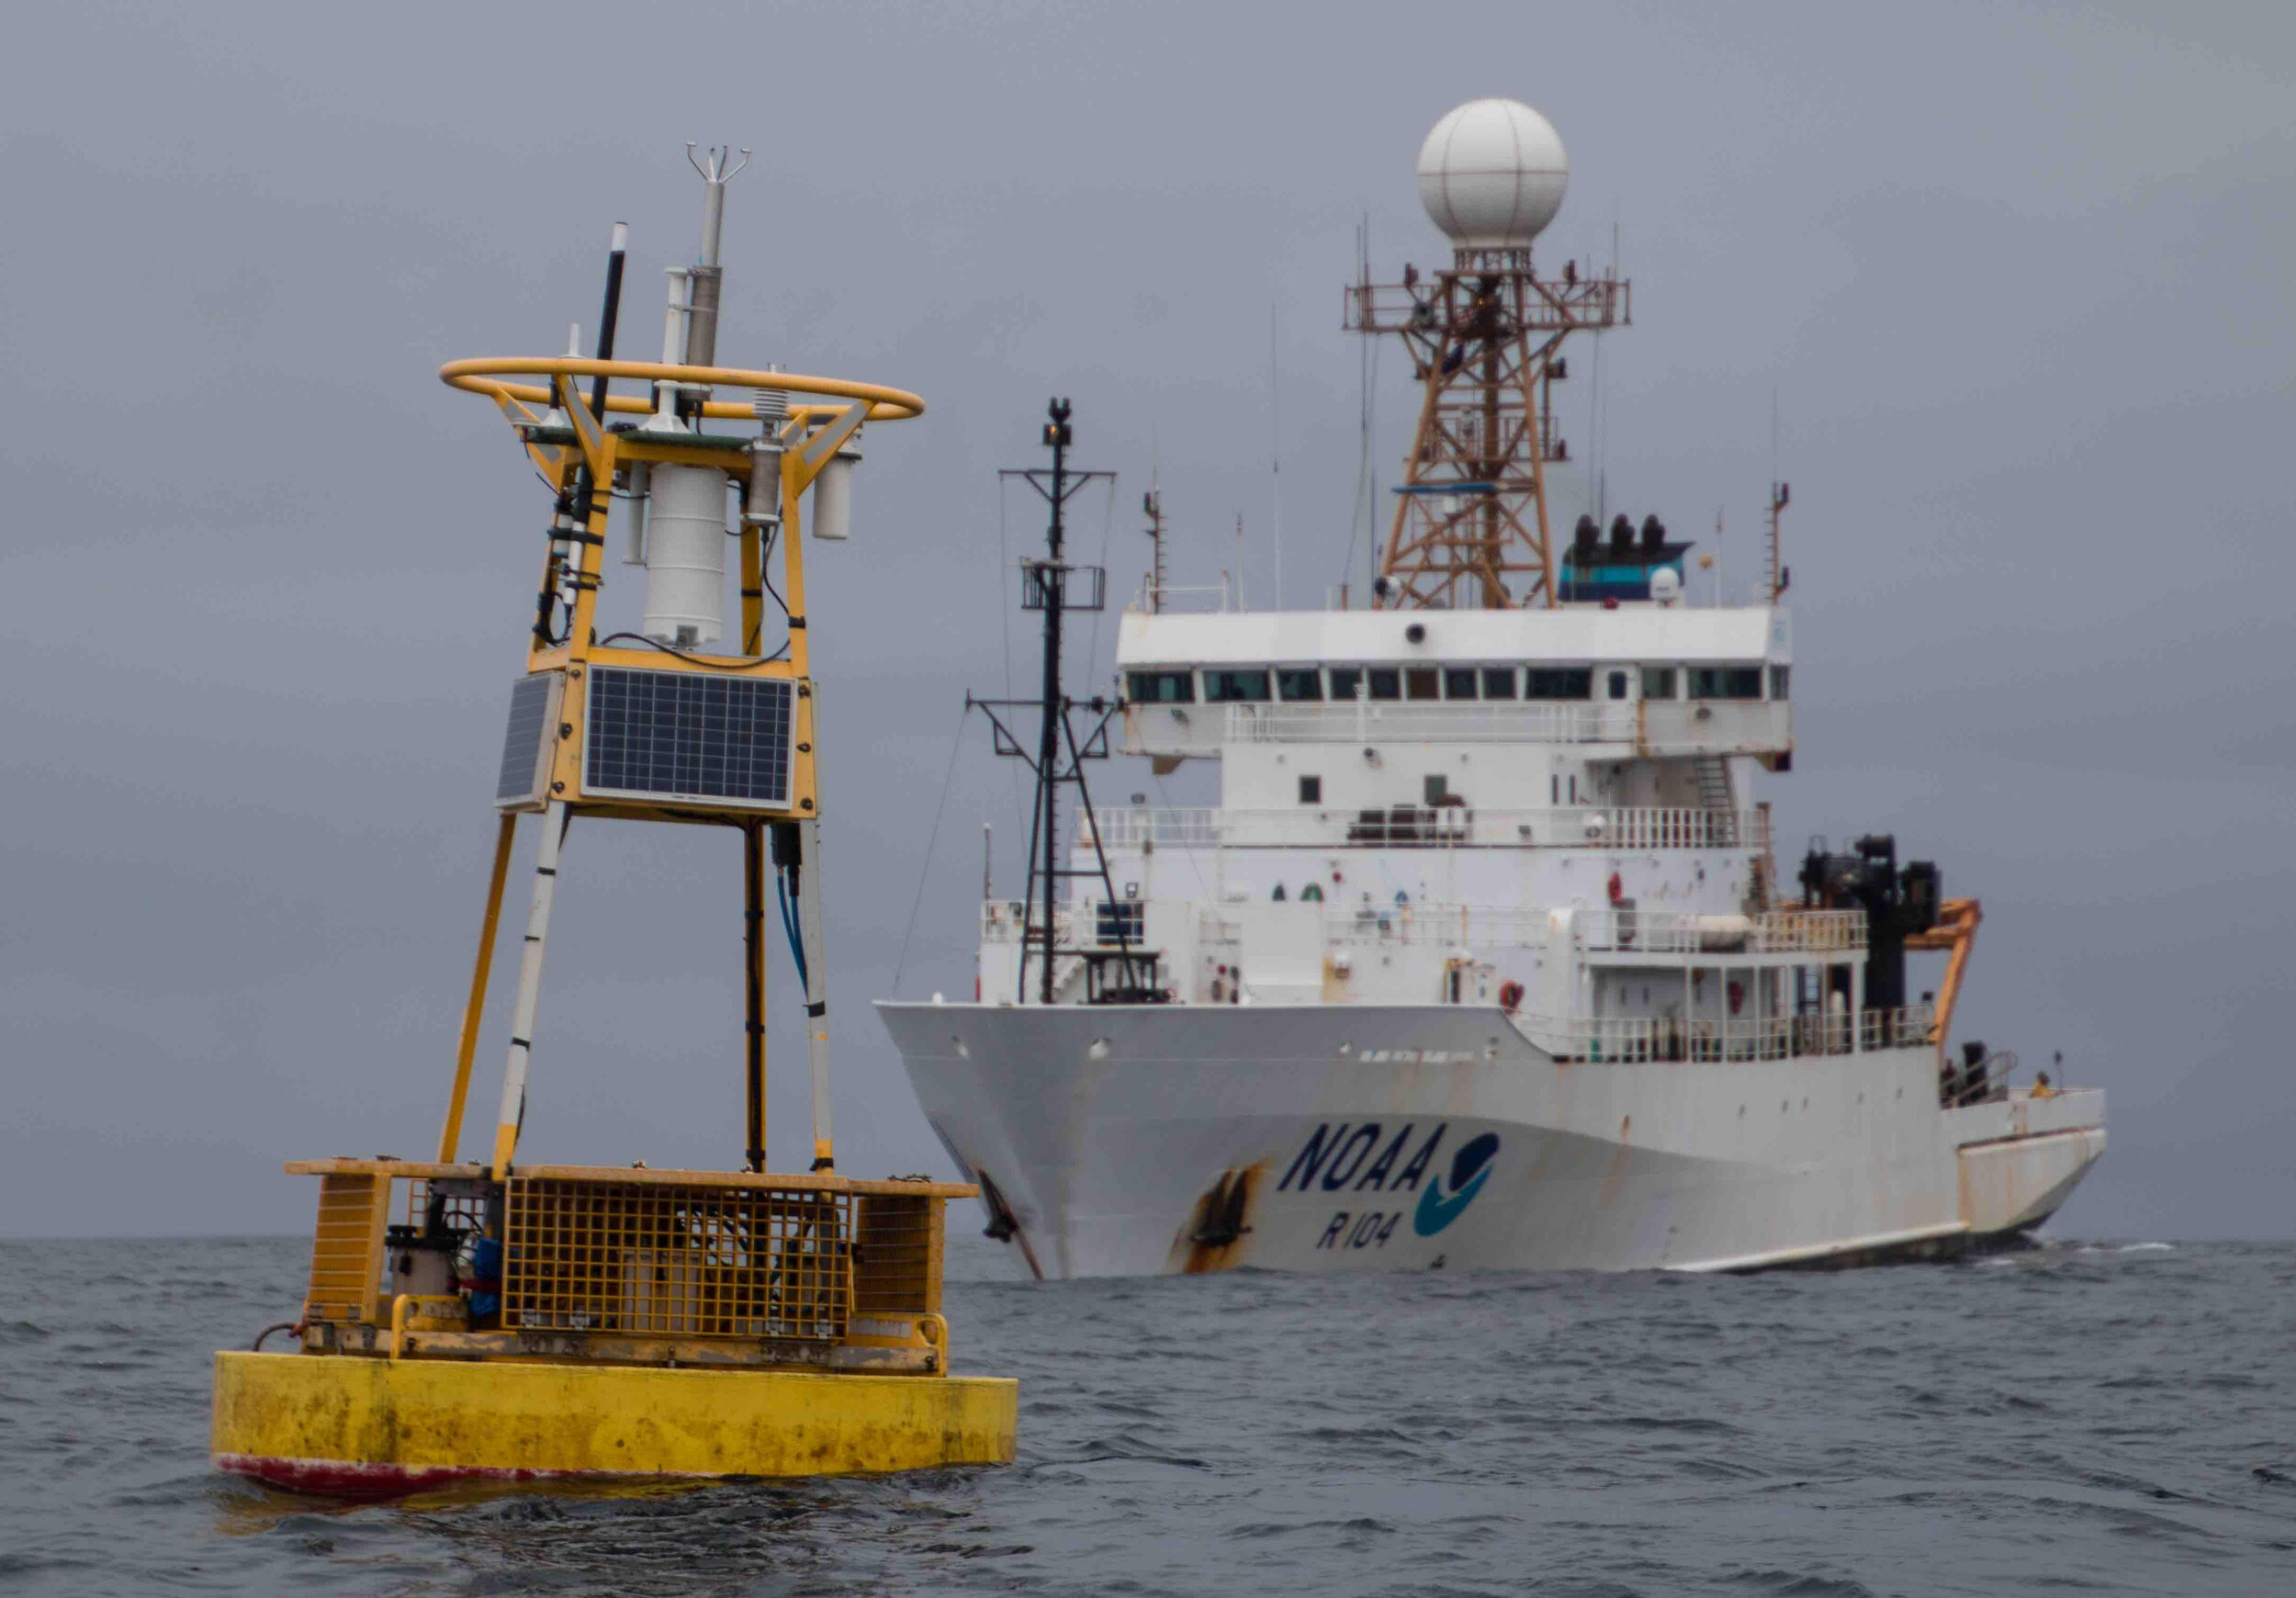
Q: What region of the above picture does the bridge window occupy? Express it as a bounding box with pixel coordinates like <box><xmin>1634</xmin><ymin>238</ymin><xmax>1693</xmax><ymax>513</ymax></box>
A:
<box><xmin>1277</xmin><ymin>668</ymin><xmax>1323</xmax><ymax>702</ymax></box>
<box><xmin>1607</xmin><ymin>670</ymin><xmax>1630</xmax><ymax>701</ymax></box>
<box><xmin>1127</xmin><ymin>670</ymin><xmax>1195</xmax><ymax>703</ymax></box>
<box><xmin>1769</xmin><ymin>665</ymin><xmax>1791</xmax><ymax>700</ymax></box>
<box><xmin>1096</xmin><ymin>901</ymin><xmax>1145</xmax><ymax>944</ymax></box>
<box><xmin>1525</xmin><ymin>668</ymin><xmax>1593</xmax><ymax>699</ymax></box>
<box><xmin>1690</xmin><ymin>667</ymin><xmax>1764</xmax><ymax>700</ymax></box>
<box><xmin>1444</xmin><ymin>668</ymin><xmax>1479</xmax><ymax>699</ymax></box>
<box><xmin>1405</xmin><ymin>668</ymin><xmax>1441</xmax><ymax>701</ymax></box>
<box><xmin>1367</xmin><ymin>669</ymin><xmax>1401</xmax><ymax>701</ymax></box>
<box><xmin>1204</xmin><ymin>669</ymin><xmax>1271</xmax><ymax>703</ymax></box>
<box><xmin>1424</xmin><ymin>773</ymin><xmax>1449</xmax><ymax>804</ymax></box>
<box><xmin>1481</xmin><ymin>667</ymin><xmax>1518</xmax><ymax>699</ymax></box>
<box><xmin>1642</xmin><ymin>667</ymin><xmax>1677</xmax><ymax>700</ymax></box>
<box><xmin>1298</xmin><ymin>775</ymin><xmax>1322</xmax><ymax>805</ymax></box>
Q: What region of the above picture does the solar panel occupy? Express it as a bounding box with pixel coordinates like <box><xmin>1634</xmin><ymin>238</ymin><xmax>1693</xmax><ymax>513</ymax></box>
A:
<box><xmin>496</xmin><ymin>673</ymin><xmax>562</xmax><ymax>808</ymax></box>
<box><xmin>583</xmin><ymin>666</ymin><xmax>793</xmax><ymax>811</ymax></box>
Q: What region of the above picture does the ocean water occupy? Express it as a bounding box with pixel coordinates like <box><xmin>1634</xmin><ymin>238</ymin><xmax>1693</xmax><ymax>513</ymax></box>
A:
<box><xmin>2</xmin><ymin>1232</ymin><xmax>2292</xmax><ymax>1596</ymax></box>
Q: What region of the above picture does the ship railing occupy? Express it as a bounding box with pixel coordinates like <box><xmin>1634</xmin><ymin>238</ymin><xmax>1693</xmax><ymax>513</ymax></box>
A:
<box><xmin>1862</xmin><ymin>1002</ymin><xmax>1939</xmax><ymax>1051</ymax></box>
<box><xmin>978</xmin><ymin>899</ymin><xmax>1076</xmax><ymax>947</ymax></box>
<box><xmin>1085</xmin><ymin>804</ymin><xmax>1770</xmax><ymax>853</ymax></box>
<box><xmin>1123</xmin><ymin>700</ymin><xmax>1791</xmax><ymax>759</ymax></box>
<box><xmin>1516</xmin><ymin>1013</ymin><xmax>1808</xmax><ymax>1063</ymax></box>
<box><xmin>1223</xmin><ymin>701</ymin><xmax>1638</xmax><ymax>746</ymax></box>
<box><xmin>1520</xmin><ymin>1004</ymin><xmax>1930</xmax><ymax>1063</ymax></box>
<box><xmin>1133</xmin><ymin>579</ymin><xmax>1233</xmax><ymax>614</ymax></box>
<box><xmin>1572</xmin><ymin>906</ymin><xmax>1866</xmax><ymax>954</ymax></box>
<box><xmin>1319</xmin><ymin>903</ymin><xmax>1865</xmax><ymax>955</ymax></box>
<box><xmin>1197</xmin><ymin>911</ymin><xmax>1243</xmax><ymax>950</ymax></box>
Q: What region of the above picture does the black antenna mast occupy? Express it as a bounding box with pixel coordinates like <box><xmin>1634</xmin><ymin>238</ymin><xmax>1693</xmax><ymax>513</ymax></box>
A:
<box><xmin>969</xmin><ymin>400</ymin><xmax>1142</xmax><ymax>1005</ymax></box>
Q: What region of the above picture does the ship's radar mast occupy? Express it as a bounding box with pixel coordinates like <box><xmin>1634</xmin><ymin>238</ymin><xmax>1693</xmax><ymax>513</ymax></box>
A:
<box><xmin>1349</xmin><ymin>97</ymin><xmax>1629</xmax><ymax>610</ymax></box>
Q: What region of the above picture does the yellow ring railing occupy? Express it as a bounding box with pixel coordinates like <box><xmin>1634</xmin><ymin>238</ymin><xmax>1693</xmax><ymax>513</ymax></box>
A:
<box><xmin>438</xmin><ymin>356</ymin><xmax>926</xmax><ymax>424</ymax></box>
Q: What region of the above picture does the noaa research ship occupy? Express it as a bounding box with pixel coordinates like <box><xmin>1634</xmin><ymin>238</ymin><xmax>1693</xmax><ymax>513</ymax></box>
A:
<box><xmin>877</xmin><ymin>99</ymin><xmax>2104</xmax><ymax>1278</ymax></box>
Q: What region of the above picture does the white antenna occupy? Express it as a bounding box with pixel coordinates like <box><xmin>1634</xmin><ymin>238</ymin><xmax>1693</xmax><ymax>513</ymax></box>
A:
<box><xmin>1343</xmin><ymin>214</ymin><xmax>1379</xmax><ymax>608</ymax></box>
<box><xmin>1269</xmin><ymin>288</ymin><xmax>1284</xmax><ymax>611</ymax></box>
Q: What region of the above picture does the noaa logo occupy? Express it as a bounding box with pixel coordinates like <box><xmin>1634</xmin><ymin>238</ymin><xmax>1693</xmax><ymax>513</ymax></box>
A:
<box><xmin>1412</xmin><ymin>1132</ymin><xmax>1499</xmax><ymax>1236</ymax></box>
<box><xmin>1279</xmin><ymin>1121</ymin><xmax>1501</xmax><ymax>1254</ymax></box>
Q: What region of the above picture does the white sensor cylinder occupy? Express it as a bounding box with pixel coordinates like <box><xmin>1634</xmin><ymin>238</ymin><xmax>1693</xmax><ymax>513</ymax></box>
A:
<box><xmin>621</xmin><ymin>462</ymin><xmax>650</xmax><ymax>567</ymax></box>
<box><xmin>642</xmin><ymin>464</ymin><xmax>727</xmax><ymax>645</ymax></box>
<box><xmin>810</xmin><ymin>443</ymin><xmax>861</xmax><ymax>541</ymax></box>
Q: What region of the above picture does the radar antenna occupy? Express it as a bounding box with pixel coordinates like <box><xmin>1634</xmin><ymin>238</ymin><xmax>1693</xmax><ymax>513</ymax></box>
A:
<box><xmin>1347</xmin><ymin>98</ymin><xmax>1629</xmax><ymax>610</ymax></box>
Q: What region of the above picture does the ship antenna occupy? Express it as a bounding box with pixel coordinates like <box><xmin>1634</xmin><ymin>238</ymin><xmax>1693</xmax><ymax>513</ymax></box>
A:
<box><xmin>1269</xmin><ymin>287</ymin><xmax>1284</xmax><ymax>610</ymax></box>
<box><xmin>1768</xmin><ymin>391</ymin><xmax>1791</xmax><ymax>600</ymax></box>
<box><xmin>1341</xmin><ymin>213</ymin><xmax>1379</xmax><ymax>609</ymax></box>
<box><xmin>976</xmin><ymin>402</ymin><xmax>1131</xmax><ymax>1005</ymax></box>
<box><xmin>1714</xmin><ymin>506</ymin><xmax>1726</xmax><ymax>608</ymax></box>
<box><xmin>1143</xmin><ymin>479</ymin><xmax>1167</xmax><ymax>614</ymax></box>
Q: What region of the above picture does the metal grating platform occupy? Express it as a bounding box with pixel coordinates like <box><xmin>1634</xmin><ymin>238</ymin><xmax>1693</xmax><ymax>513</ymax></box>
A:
<box><xmin>502</xmin><ymin>1176</ymin><xmax>850</xmax><ymax>1341</ymax></box>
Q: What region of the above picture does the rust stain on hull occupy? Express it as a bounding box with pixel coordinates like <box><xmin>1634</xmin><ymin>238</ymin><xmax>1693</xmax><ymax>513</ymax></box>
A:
<box><xmin>1169</xmin><ymin>1163</ymin><xmax>1266</xmax><ymax>1274</ymax></box>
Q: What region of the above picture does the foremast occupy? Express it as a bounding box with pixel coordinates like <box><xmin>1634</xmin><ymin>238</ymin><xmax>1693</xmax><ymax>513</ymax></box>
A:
<box><xmin>969</xmin><ymin>401</ymin><xmax>1145</xmax><ymax>1005</ymax></box>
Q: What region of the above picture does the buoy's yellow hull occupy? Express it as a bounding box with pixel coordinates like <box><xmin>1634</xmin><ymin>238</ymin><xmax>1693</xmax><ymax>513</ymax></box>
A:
<box><xmin>212</xmin><ymin>1350</ymin><xmax>1017</xmax><ymax>1495</ymax></box>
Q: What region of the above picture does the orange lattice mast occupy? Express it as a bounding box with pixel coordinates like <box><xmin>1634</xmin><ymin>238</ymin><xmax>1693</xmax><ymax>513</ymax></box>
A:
<box><xmin>1345</xmin><ymin>98</ymin><xmax>1629</xmax><ymax>610</ymax></box>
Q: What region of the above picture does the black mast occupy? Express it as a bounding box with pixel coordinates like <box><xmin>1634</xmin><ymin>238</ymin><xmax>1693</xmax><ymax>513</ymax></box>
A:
<box><xmin>971</xmin><ymin>399</ymin><xmax>1132</xmax><ymax>1005</ymax></box>
<box><xmin>1032</xmin><ymin>402</ymin><xmax>1075</xmax><ymax>1003</ymax></box>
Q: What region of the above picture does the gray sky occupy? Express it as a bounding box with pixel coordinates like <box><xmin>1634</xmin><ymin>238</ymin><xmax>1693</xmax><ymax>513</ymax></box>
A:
<box><xmin>4</xmin><ymin>2</ymin><xmax>2290</xmax><ymax>1240</ymax></box>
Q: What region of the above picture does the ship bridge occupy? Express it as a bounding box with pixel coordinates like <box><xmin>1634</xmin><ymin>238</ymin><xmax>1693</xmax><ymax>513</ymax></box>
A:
<box><xmin>1116</xmin><ymin>603</ymin><xmax>1793</xmax><ymax>765</ymax></box>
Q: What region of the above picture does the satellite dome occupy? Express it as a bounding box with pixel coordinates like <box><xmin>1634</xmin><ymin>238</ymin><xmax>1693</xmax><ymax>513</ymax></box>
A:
<box><xmin>1415</xmin><ymin>98</ymin><xmax>1569</xmax><ymax>248</ymax></box>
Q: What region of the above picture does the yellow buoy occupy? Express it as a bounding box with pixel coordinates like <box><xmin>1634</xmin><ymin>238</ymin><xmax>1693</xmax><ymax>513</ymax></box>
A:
<box><xmin>211</xmin><ymin>149</ymin><xmax>1014</xmax><ymax>1492</ymax></box>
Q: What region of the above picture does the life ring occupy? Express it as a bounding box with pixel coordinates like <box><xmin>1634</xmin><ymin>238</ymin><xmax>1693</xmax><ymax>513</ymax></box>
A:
<box><xmin>1607</xmin><ymin>871</ymin><xmax>1625</xmax><ymax>905</ymax></box>
<box><xmin>1499</xmin><ymin>980</ymin><xmax>1525</xmax><ymax>1013</ymax></box>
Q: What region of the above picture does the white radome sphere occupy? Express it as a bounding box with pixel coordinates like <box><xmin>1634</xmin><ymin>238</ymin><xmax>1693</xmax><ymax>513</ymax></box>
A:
<box><xmin>1416</xmin><ymin>97</ymin><xmax>1569</xmax><ymax>248</ymax></box>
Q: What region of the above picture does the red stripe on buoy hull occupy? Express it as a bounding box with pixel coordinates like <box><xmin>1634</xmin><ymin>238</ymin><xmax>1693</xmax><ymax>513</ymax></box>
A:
<box><xmin>214</xmin><ymin>1453</ymin><xmax>660</xmax><ymax>1500</ymax></box>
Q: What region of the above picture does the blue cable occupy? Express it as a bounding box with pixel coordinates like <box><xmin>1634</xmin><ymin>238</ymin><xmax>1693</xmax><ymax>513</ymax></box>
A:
<box><xmin>775</xmin><ymin>870</ymin><xmax>809</xmax><ymax>992</ymax></box>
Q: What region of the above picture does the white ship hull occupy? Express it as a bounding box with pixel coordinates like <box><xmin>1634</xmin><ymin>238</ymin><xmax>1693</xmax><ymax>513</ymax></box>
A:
<box><xmin>880</xmin><ymin>1001</ymin><xmax>2104</xmax><ymax>1278</ymax></box>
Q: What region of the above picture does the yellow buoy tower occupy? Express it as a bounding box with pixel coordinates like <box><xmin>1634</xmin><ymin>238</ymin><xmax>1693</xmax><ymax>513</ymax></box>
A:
<box><xmin>211</xmin><ymin>150</ymin><xmax>1017</xmax><ymax>1493</ymax></box>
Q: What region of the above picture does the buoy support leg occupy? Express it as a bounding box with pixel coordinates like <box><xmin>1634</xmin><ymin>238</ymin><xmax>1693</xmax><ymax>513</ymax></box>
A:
<box><xmin>742</xmin><ymin>818</ymin><xmax>768</xmax><ymax>1172</ymax></box>
<box><xmin>440</xmin><ymin>812</ymin><xmax>518</xmax><ymax>1164</ymax></box>
<box><xmin>793</xmin><ymin>816</ymin><xmax>835</xmax><ymax>1169</ymax></box>
<box><xmin>491</xmin><ymin>800</ymin><xmax>568</xmax><ymax>1176</ymax></box>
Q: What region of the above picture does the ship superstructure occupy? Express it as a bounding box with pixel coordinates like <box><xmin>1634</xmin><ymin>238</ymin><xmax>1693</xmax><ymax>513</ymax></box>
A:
<box><xmin>879</xmin><ymin>99</ymin><xmax>2103</xmax><ymax>1278</ymax></box>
